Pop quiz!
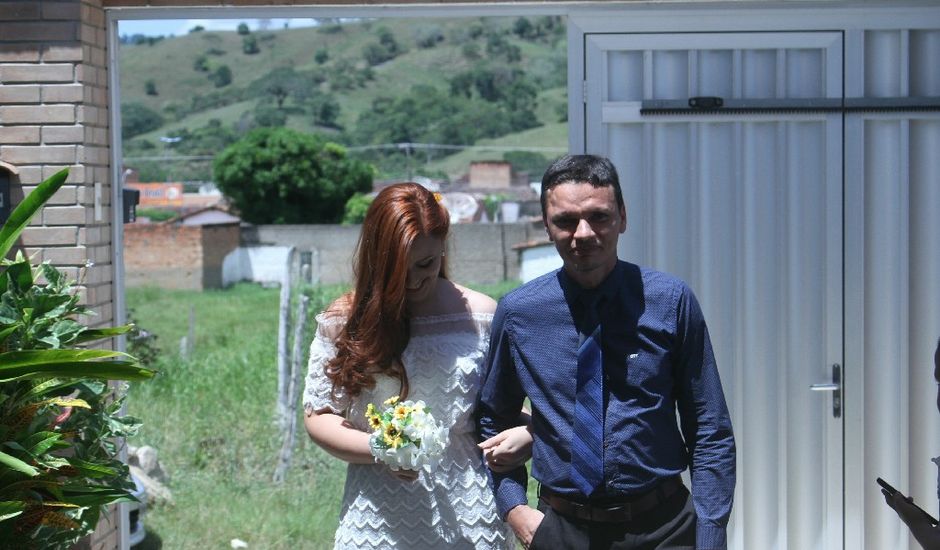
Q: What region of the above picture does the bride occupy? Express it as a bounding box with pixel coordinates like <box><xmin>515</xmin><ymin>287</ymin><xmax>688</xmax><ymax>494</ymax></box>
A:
<box><xmin>303</xmin><ymin>183</ymin><xmax>531</xmax><ymax>549</ymax></box>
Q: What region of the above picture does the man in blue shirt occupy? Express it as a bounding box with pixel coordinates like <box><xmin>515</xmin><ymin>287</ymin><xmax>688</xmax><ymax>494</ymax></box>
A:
<box><xmin>477</xmin><ymin>154</ymin><xmax>736</xmax><ymax>549</ymax></box>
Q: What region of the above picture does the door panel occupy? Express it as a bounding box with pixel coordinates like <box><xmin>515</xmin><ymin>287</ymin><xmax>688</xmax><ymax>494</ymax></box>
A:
<box><xmin>584</xmin><ymin>32</ymin><xmax>844</xmax><ymax>549</ymax></box>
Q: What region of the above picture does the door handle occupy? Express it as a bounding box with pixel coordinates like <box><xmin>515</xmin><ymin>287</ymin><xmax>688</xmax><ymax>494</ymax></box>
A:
<box><xmin>810</xmin><ymin>364</ymin><xmax>841</xmax><ymax>418</ymax></box>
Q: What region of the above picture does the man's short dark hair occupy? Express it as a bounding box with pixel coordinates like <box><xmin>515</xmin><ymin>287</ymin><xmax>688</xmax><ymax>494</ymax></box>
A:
<box><xmin>540</xmin><ymin>154</ymin><xmax>625</xmax><ymax>216</ymax></box>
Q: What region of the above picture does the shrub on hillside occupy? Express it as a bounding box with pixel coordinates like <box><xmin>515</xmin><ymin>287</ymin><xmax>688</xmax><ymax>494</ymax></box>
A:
<box><xmin>415</xmin><ymin>26</ymin><xmax>444</xmax><ymax>49</ymax></box>
<box><xmin>121</xmin><ymin>102</ymin><xmax>164</xmax><ymax>139</ymax></box>
<box><xmin>237</xmin><ymin>22</ymin><xmax>250</xmax><ymax>35</ymax></box>
<box><xmin>243</xmin><ymin>35</ymin><xmax>260</xmax><ymax>55</ymax></box>
<box><xmin>213</xmin><ymin>127</ymin><xmax>374</xmax><ymax>224</ymax></box>
<box><xmin>209</xmin><ymin>64</ymin><xmax>232</xmax><ymax>88</ymax></box>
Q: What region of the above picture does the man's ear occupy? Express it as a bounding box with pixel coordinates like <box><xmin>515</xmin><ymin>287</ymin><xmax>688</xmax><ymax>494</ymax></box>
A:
<box><xmin>543</xmin><ymin>216</ymin><xmax>553</xmax><ymax>241</ymax></box>
<box><xmin>618</xmin><ymin>204</ymin><xmax>627</xmax><ymax>233</ymax></box>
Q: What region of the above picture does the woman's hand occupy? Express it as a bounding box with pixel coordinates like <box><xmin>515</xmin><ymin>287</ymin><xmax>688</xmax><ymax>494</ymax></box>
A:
<box><xmin>479</xmin><ymin>424</ymin><xmax>533</xmax><ymax>472</ymax></box>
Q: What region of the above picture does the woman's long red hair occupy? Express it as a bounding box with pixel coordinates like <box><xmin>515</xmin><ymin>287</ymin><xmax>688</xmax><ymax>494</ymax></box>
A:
<box><xmin>326</xmin><ymin>183</ymin><xmax>449</xmax><ymax>400</ymax></box>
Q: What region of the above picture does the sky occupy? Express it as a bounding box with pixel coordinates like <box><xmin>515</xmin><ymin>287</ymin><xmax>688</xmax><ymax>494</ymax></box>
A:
<box><xmin>118</xmin><ymin>18</ymin><xmax>319</xmax><ymax>38</ymax></box>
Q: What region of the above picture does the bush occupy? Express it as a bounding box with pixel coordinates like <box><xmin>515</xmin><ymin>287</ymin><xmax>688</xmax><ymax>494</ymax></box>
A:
<box><xmin>209</xmin><ymin>64</ymin><xmax>232</xmax><ymax>88</ymax></box>
<box><xmin>193</xmin><ymin>55</ymin><xmax>209</xmax><ymax>72</ymax></box>
<box><xmin>243</xmin><ymin>35</ymin><xmax>260</xmax><ymax>55</ymax></box>
<box><xmin>314</xmin><ymin>48</ymin><xmax>329</xmax><ymax>64</ymax></box>
<box><xmin>213</xmin><ymin>127</ymin><xmax>374</xmax><ymax>224</ymax></box>
<box><xmin>342</xmin><ymin>192</ymin><xmax>373</xmax><ymax>225</ymax></box>
<box><xmin>414</xmin><ymin>26</ymin><xmax>444</xmax><ymax>49</ymax></box>
<box><xmin>252</xmin><ymin>105</ymin><xmax>287</xmax><ymax>128</ymax></box>
<box><xmin>0</xmin><ymin>169</ymin><xmax>154</xmax><ymax>548</ymax></box>
<box><xmin>144</xmin><ymin>79</ymin><xmax>157</xmax><ymax>96</ymax></box>
<box><xmin>121</xmin><ymin>102</ymin><xmax>164</xmax><ymax>139</ymax></box>
<box><xmin>237</xmin><ymin>22</ymin><xmax>250</xmax><ymax>35</ymax></box>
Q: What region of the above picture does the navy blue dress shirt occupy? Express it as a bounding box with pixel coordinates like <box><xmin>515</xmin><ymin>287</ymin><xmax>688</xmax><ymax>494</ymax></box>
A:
<box><xmin>477</xmin><ymin>261</ymin><xmax>736</xmax><ymax>549</ymax></box>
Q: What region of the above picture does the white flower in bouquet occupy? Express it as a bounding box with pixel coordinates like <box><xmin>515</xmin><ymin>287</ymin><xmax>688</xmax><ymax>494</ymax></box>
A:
<box><xmin>365</xmin><ymin>396</ymin><xmax>449</xmax><ymax>471</ymax></box>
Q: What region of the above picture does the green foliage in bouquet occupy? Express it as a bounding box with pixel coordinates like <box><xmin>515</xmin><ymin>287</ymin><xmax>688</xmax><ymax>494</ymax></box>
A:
<box><xmin>0</xmin><ymin>168</ymin><xmax>156</xmax><ymax>548</ymax></box>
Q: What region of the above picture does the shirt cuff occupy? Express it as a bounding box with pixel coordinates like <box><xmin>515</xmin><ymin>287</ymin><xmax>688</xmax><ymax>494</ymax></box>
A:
<box><xmin>494</xmin><ymin>473</ymin><xmax>529</xmax><ymax>520</ymax></box>
<box><xmin>696</xmin><ymin>521</ymin><xmax>727</xmax><ymax>550</ymax></box>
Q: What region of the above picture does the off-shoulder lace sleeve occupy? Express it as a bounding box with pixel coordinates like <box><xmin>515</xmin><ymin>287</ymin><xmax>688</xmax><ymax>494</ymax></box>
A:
<box><xmin>302</xmin><ymin>313</ymin><xmax>351</xmax><ymax>415</ymax></box>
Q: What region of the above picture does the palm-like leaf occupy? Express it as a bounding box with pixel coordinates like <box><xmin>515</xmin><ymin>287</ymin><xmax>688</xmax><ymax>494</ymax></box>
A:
<box><xmin>0</xmin><ymin>169</ymin><xmax>69</xmax><ymax>261</ymax></box>
<box><xmin>0</xmin><ymin>349</ymin><xmax>155</xmax><ymax>382</ymax></box>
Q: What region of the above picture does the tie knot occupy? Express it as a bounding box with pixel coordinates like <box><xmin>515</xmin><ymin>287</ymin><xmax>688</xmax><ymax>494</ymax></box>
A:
<box><xmin>579</xmin><ymin>292</ymin><xmax>603</xmax><ymax>336</ymax></box>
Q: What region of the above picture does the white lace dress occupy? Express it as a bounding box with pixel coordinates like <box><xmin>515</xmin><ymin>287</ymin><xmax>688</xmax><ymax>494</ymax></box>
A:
<box><xmin>303</xmin><ymin>312</ymin><xmax>514</xmax><ymax>550</ymax></box>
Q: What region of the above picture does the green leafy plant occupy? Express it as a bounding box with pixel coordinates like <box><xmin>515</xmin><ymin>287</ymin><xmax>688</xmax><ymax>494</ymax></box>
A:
<box><xmin>0</xmin><ymin>168</ymin><xmax>155</xmax><ymax>548</ymax></box>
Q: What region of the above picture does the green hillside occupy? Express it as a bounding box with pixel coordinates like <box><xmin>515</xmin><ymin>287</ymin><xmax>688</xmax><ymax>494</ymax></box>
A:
<box><xmin>119</xmin><ymin>16</ymin><xmax>568</xmax><ymax>182</ymax></box>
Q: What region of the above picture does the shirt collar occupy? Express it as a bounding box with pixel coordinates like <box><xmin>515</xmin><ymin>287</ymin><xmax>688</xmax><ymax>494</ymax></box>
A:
<box><xmin>559</xmin><ymin>261</ymin><xmax>624</xmax><ymax>305</ymax></box>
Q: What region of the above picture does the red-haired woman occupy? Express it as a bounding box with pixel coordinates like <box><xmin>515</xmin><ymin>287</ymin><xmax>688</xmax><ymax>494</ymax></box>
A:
<box><xmin>303</xmin><ymin>183</ymin><xmax>529</xmax><ymax>549</ymax></box>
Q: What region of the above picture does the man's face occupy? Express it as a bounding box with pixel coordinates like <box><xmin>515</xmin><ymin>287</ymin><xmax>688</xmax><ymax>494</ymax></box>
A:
<box><xmin>543</xmin><ymin>182</ymin><xmax>626</xmax><ymax>289</ymax></box>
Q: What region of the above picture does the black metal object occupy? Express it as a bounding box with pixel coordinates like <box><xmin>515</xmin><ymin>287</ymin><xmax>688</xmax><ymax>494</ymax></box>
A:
<box><xmin>641</xmin><ymin>96</ymin><xmax>940</xmax><ymax>115</ymax></box>
<box><xmin>0</xmin><ymin>168</ymin><xmax>11</xmax><ymax>224</ymax></box>
<box><xmin>123</xmin><ymin>188</ymin><xmax>140</xmax><ymax>223</ymax></box>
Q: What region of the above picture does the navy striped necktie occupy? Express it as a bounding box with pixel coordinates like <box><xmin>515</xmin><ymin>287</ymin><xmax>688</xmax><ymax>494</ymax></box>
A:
<box><xmin>571</xmin><ymin>293</ymin><xmax>605</xmax><ymax>497</ymax></box>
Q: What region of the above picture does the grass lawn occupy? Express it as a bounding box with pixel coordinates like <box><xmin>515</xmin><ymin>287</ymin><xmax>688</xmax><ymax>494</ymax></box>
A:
<box><xmin>126</xmin><ymin>280</ymin><xmax>533</xmax><ymax>549</ymax></box>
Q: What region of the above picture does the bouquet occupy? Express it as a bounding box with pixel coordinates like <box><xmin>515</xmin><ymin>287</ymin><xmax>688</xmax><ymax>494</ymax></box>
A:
<box><xmin>365</xmin><ymin>396</ymin><xmax>449</xmax><ymax>471</ymax></box>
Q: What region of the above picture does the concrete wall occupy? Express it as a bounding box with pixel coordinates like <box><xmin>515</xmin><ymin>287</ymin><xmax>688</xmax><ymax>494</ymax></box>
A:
<box><xmin>242</xmin><ymin>222</ymin><xmax>546</xmax><ymax>286</ymax></box>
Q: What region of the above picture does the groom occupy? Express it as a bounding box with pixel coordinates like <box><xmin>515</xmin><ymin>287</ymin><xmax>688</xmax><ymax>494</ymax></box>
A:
<box><xmin>477</xmin><ymin>154</ymin><xmax>736</xmax><ymax>550</ymax></box>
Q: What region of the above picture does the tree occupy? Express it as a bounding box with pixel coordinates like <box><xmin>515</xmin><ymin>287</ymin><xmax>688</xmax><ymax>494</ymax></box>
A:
<box><xmin>121</xmin><ymin>102</ymin><xmax>163</xmax><ymax>139</ymax></box>
<box><xmin>237</xmin><ymin>22</ymin><xmax>250</xmax><ymax>35</ymax></box>
<box><xmin>144</xmin><ymin>79</ymin><xmax>157</xmax><ymax>96</ymax></box>
<box><xmin>213</xmin><ymin>128</ymin><xmax>374</xmax><ymax>224</ymax></box>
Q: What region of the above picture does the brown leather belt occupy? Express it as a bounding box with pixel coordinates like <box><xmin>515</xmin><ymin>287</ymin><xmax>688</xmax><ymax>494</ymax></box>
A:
<box><xmin>538</xmin><ymin>477</ymin><xmax>684</xmax><ymax>523</ymax></box>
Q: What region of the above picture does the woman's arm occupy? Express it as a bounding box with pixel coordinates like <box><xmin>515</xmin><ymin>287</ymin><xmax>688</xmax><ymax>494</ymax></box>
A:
<box><xmin>479</xmin><ymin>409</ymin><xmax>533</xmax><ymax>472</ymax></box>
<box><xmin>305</xmin><ymin>410</ymin><xmax>419</xmax><ymax>481</ymax></box>
<box><xmin>304</xmin><ymin>410</ymin><xmax>374</xmax><ymax>464</ymax></box>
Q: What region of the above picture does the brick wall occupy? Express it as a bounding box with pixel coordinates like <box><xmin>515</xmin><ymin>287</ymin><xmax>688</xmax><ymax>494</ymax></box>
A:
<box><xmin>124</xmin><ymin>222</ymin><xmax>240</xmax><ymax>290</ymax></box>
<box><xmin>1</xmin><ymin>2</ymin><xmax>119</xmax><ymax>547</ymax></box>
<box><xmin>0</xmin><ymin>0</ymin><xmax>113</xmax><ymax>324</ymax></box>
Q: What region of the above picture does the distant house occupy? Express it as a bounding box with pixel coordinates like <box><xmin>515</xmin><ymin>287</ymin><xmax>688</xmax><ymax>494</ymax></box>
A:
<box><xmin>123</xmin><ymin>207</ymin><xmax>241</xmax><ymax>290</ymax></box>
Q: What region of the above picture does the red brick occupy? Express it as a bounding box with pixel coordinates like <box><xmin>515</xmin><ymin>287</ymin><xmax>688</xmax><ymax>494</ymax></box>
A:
<box><xmin>41</xmin><ymin>2</ymin><xmax>81</xmax><ymax>20</ymax></box>
<box><xmin>42</xmin><ymin>125</ymin><xmax>84</xmax><ymax>144</ymax></box>
<box><xmin>0</xmin><ymin>2</ymin><xmax>41</xmax><ymax>20</ymax></box>
<box><xmin>0</xmin><ymin>125</ymin><xmax>40</xmax><ymax>144</ymax></box>
<box><xmin>0</xmin><ymin>105</ymin><xmax>75</xmax><ymax>124</ymax></box>
<box><xmin>40</xmin><ymin>245</ymin><xmax>89</xmax><ymax>265</ymax></box>
<box><xmin>42</xmin><ymin>45</ymin><xmax>82</xmax><ymax>63</ymax></box>
<box><xmin>80</xmin><ymin>4</ymin><xmax>105</xmax><ymax>28</ymax></box>
<box><xmin>90</xmin><ymin>244</ymin><xmax>112</xmax><ymax>264</ymax></box>
<box><xmin>19</xmin><ymin>226</ymin><xmax>78</xmax><ymax>246</ymax></box>
<box><xmin>0</xmin><ymin>145</ymin><xmax>76</xmax><ymax>164</ymax></box>
<box><xmin>42</xmin><ymin>83</ymin><xmax>84</xmax><ymax>103</ymax></box>
<box><xmin>13</xmin><ymin>165</ymin><xmax>42</xmax><ymax>184</ymax></box>
<box><xmin>0</xmin><ymin>22</ymin><xmax>77</xmax><ymax>42</ymax></box>
<box><xmin>0</xmin><ymin>45</ymin><xmax>40</xmax><ymax>62</ymax></box>
<box><xmin>0</xmin><ymin>84</ymin><xmax>40</xmax><ymax>103</ymax></box>
<box><xmin>79</xmin><ymin>144</ymin><xmax>108</xmax><ymax>164</ymax></box>
<box><xmin>0</xmin><ymin>63</ymin><xmax>74</xmax><ymax>83</ymax></box>
<box><xmin>43</xmin><ymin>205</ymin><xmax>90</xmax><ymax>226</ymax></box>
